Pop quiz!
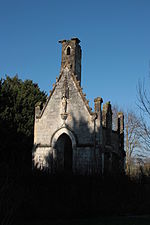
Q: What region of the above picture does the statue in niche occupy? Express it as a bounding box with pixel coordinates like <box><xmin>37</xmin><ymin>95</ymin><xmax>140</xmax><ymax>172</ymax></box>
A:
<box><xmin>62</xmin><ymin>75</ymin><xmax>69</xmax><ymax>99</ymax></box>
<box><xmin>62</xmin><ymin>95</ymin><xmax>67</xmax><ymax>114</ymax></box>
<box><xmin>61</xmin><ymin>75</ymin><xmax>69</xmax><ymax>121</ymax></box>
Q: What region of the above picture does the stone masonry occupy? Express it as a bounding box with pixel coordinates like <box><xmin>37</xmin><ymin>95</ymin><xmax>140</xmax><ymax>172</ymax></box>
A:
<box><xmin>33</xmin><ymin>38</ymin><xmax>125</xmax><ymax>175</ymax></box>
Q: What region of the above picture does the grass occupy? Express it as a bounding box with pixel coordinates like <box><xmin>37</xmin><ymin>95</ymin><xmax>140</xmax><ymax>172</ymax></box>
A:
<box><xmin>14</xmin><ymin>215</ymin><xmax>150</xmax><ymax>225</ymax></box>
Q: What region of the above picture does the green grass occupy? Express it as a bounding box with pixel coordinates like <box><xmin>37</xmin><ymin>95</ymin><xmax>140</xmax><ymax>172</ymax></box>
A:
<box><xmin>14</xmin><ymin>216</ymin><xmax>150</xmax><ymax>225</ymax></box>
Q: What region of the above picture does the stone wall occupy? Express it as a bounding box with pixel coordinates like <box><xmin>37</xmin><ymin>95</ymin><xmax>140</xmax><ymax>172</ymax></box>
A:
<box><xmin>33</xmin><ymin>38</ymin><xmax>125</xmax><ymax>175</ymax></box>
<box><xmin>33</xmin><ymin>68</ymin><xmax>99</xmax><ymax>174</ymax></box>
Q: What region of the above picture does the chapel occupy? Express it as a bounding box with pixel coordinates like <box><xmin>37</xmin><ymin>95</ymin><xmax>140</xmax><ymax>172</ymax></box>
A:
<box><xmin>33</xmin><ymin>38</ymin><xmax>125</xmax><ymax>175</ymax></box>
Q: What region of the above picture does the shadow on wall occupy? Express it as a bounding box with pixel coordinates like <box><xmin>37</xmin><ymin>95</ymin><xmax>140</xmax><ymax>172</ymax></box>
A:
<box><xmin>33</xmin><ymin>110</ymin><xmax>125</xmax><ymax>176</ymax></box>
<box><xmin>33</xmin><ymin>114</ymin><xmax>99</xmax><ymax>175</ymax></box>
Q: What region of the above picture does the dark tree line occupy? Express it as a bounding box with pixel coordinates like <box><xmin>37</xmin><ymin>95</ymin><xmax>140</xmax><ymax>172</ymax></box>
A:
<box><xmin>0</xmin><ymin>75</ymin><xmax>46</xmax><ymax>172</ymax></box>
<box><xmin>0</xmin><ymin>75</ymin><xmax>46</xmax><ymax>225</ymax></box>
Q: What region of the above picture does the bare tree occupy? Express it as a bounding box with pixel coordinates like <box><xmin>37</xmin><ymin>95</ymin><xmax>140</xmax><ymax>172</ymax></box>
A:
<box><xmin>112</xmin><ymin>106</ymin><xmax>141</xmax><ymax>175</ymax></box>
<box><xmin>125</xmin><ymin>111</ymin><xmax>141</xmax><ymax>175</ymax></box>
<box><xmin>137</xmin><ymin>78</ymin><xmax>150</xmax><ymax>152</ymax></box>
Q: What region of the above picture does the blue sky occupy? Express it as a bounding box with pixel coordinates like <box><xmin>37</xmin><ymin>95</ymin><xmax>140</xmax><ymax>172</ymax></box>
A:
<box><xmin>0</xmin><ymin>0</ymin><xmax>150</xmax><ymax>110</ymax></box>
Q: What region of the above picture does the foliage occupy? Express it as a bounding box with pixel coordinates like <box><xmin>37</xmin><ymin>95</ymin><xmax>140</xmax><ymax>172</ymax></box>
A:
<box><xmin>0</xmin><ymin>75</ymin><xmax>47</xmax><ymax>225</ymax></box>
<box><xmin>0</xmin><ymin>75</ymin><xmax>46</xmax><ymax>137</ymax></box>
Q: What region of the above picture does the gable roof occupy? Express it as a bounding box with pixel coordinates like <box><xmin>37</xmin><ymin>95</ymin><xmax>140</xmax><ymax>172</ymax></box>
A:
<box><xmin>36</xmin><ymin>70</ymin><xmax>94</xmax><ymax>119</ymax></box>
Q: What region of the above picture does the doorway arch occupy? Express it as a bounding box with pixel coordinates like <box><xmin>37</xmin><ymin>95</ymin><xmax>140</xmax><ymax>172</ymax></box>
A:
<box><xmin>51</xmin><ymin>127</ymin><xmax>77</xmax><ymax>173</ymax></box>
<box><xmin>55</xmin><ymin>133</ymin><xmax>72</xmax><ymax>172</ymax></box>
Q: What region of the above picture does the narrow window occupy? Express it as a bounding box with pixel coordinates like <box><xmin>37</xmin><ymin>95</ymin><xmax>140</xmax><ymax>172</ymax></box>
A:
<box><xmin>67</xmin><ymin>47</ymin><xmax>70</xmax><ymax>55</ymax></box>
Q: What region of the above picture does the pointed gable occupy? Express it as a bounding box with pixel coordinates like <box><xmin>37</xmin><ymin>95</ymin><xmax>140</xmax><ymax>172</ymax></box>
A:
<box><xmin>36</xmin><ymin>67</ymin><xmax>93</xmax><ymax>119</ymax></box>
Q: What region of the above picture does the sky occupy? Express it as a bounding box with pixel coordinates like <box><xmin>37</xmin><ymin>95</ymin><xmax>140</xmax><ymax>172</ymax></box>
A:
<box><xmin>0</xmin><ymin>0</ymin><xmax>150</xmax><ymax>111</ymax></box>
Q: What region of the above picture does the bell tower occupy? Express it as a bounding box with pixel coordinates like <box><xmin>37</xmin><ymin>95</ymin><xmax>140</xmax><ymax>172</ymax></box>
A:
<box><xmin>59</xmin><ymin>38</ymin><xmax>82</xmax><ymax>84</ymax></box>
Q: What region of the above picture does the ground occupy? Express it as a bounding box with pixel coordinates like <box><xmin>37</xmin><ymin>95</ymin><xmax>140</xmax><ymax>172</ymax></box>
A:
<box><xmin>13</xmin><ymin>216</ymin><xmax>150</xmax><ymax>225</ymax></box>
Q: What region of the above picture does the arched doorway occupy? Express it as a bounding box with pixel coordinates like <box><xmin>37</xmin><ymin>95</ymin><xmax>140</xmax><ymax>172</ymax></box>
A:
<box><xmin>55</xmin><ymin>133</ymin><xmax>72</xmax><ymax>173</ymax></box>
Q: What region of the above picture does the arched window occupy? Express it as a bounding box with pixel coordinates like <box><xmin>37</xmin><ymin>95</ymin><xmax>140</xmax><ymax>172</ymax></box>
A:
<box><xmin>66</xmin><ymin>46</ymin><xmax>70</xmax><ymax>55</ymax></box>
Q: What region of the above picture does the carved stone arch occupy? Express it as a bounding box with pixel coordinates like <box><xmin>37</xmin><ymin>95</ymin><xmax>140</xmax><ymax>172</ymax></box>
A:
<box><xmin>50</xmin><ymin>127</ymin><xmax>76</xmax><ymax>149</ymax></box>
<box><xmin>50</xmin><ymin>127</ymin><xmax>77</xmax><ymax>173</ymax></box>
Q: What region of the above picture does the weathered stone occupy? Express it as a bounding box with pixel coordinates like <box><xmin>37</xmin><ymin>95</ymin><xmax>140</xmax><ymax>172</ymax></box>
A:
<box><xmin>33</xmin><ymin>38</ymin><xmax>125</xmax><ymax>175</ymax></box>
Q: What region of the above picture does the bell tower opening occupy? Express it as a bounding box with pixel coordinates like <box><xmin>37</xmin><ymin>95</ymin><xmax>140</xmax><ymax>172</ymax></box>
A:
<box><xmin>66</xmin><ymin>46</ymin><xmax>71</xmax><ymax>55</ymax></box>
<box><xmin>59</xmin><ymin>37</ymin><xmax>82</xmax><ymax>85</ymax></box>
<box><xmin>55</xmin><ymin>133</ymin><xmax>73</xmax><ymax>173</ymax></box>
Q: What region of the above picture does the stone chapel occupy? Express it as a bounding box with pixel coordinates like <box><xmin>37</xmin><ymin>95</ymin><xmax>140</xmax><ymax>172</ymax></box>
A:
<box><xmin>33</xmin><ymin>38</ymin><xmax>125</xmax><ymax>175</ymax></box>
